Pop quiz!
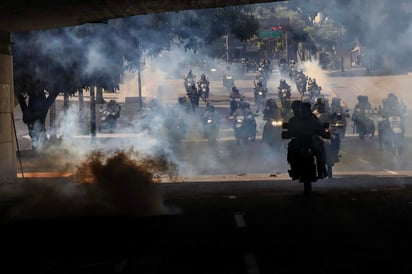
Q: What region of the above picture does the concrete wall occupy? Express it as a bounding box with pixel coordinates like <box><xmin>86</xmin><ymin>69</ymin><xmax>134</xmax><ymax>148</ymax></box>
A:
<box><xmin>0</xmin><ymin>31</ymin><xmax>16</xmax><ymax>182</ymax></box>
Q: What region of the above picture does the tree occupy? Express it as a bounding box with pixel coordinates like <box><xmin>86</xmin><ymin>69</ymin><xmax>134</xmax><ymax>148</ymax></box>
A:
<box><xmin>13</xmin><ymin>7</ymin><xmax>260</xmax><ymax>150</ymax></box>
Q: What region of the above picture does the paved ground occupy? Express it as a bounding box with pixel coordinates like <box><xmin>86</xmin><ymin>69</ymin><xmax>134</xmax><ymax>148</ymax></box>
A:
<box><xmin>3</xmin><ymin>141</ymin><xmax>412</xmax><ymax>273</ymax></box>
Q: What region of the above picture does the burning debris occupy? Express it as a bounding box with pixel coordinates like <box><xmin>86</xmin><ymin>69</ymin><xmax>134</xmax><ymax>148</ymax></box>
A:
<box><xmin>7</xmin><ymin>149</ymin><xmax>177</xmax><ymax>221</ymax></box>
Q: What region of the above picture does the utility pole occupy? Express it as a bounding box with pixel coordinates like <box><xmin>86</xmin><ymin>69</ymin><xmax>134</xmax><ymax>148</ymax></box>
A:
<box><xmin>90</xmin><ymin>86</ymin><xmax>96</xmax><ymax>144</ymax></box>
<box><xmin>137</xmin><ymin>62</ymin><xmax>142</xmax><ymax>111</ymax></box>
<box><xmin>225</xmin><ymin>35</ymin><xmax>229</xmax><ymax>62</ymax></box>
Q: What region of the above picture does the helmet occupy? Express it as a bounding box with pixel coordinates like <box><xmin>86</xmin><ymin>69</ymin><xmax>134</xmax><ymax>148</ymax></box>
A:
<box><xmin>388</xmin><ymin>93</ymin><xmax>397</xmax><ymax>100</ymax></box>
<box><xmin>232</xmin><ymin>86</ymin><xmax>239</xmax><ymax>92</ymax></box>
<box><xmin>291</xmin><ymin>100</ymin><xmax>302</xmax><ymax>111</ymax></box>
<box><xmin>280</xmin><ymin>79</ymin><xmax>285</xmax><ymax>84</ymax></box>
<box><xmin>301</xmin><ymin>102</ymin><xmax>312</xmax><ymax>117</ymax></box>
<box><xmin>332</xmin><ymin>97</ymin><xmax>341</xmax><ymax>105</ymax></box>
<box><xmin>266</xmin><ymin>98</ymin><xmax>276</xmax><ymax>107</ymax></box>
<box><xmin>315</xmin><ymin>98</ymin><xmax>326</xmax><ymax>113</ymax></box>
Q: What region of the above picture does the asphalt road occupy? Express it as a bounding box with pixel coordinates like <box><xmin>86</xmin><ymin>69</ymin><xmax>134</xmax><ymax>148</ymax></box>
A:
<box><xmin>2</xmin><ymin>176</ymin><xmax>412</xmax><ymax>273</ymax></box>
<box><xmin>5</xmin><ymin>67</ymin><xmax>412</xmax><ymax>273</ymax></box>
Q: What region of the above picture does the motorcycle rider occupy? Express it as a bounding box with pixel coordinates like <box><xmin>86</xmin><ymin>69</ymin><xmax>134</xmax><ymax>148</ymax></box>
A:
<box><xmin>185</xmin><ymin>69</ymin><xmax>195</xmax><ymax>81</ymax></box>
<box><xmin>353</xmin><ymin>95</ymin><xmax>373</xmax><ymax>114</ymax></box>
<box><xmin>352</xmin><ymin>95</ymin><xmax>376</xmax><ymax>138</ymax></box>
<box><xmin>380</xmin><ymin>93</ymin><xmax>407</xmax><ymax>118</ymax></box>
<box><xmin>263</xmin><ymin>98</ymin><xmax>281</xmax><ymax>121</ymax></box>
<box><xmin>295</xmin><ymin>69</ymin><xmax>307</xmax><ymax>94</ymax></box>
<box><xmin>313</xmin><ymin>97</ymin><xmax>341</xmax><ymax>164</ymax></box>
<box><xmin>278</xmin><ymin>79</ymin><xmax>291</xmax><ymax>90</ymax></box>
<box><xmin>331</xmin><ymin>97</ymin><xmax>344</xmax><ymax>113</ymax></box>
<box><xmin>230</xmin><ymin>86</ymin><xmax>242</xmax><ymax>115</ymax></box>
<box><xmin>286</xmin><ymin>100</ymin><xmax>327</xmax><ymax>179</ymax></box>
<box><xmin>184</xmin><ymin>69</ymin><xmax>196</xmax><ymax>93</ymax></box>
<box><xmin>197</xmin><ymin>73</ymin><xmax>210</xmax><ymax>100</ymax></box>
<box><xmin>307</xmin><ymin>78</ymin><xmax>321</xmax><ymax>96</ymax></box>
<box><xmin>277</xmin><ymin>79</ymin><xmax>291</xmax><ymax>100</ymax></box>
<box><xmin>99</xmin><ymin>99</ymin><xmax>121</xmax><ymax>133</ymax></box>
<box><xmin>254</xmin><ymin>81</ymin><xmax>268</xmax><ymax>113</ymax></box>
<box><xmin>352</xmin><ymin>95</ymin><xmax>374</xmax><ymax>122</ymax></box>
<box><xmin>313</xmin><ymin>97</ymin><xmax>330</xmax><ymax>115</ymax></box>
<box><xmin>201</xmin><ymin>102</ymin><xmax>220</xmax><ymax>126</ymax></box>
<box><xmin>188</xmin><ymin>85</ymin><xmax>200</xmax><ymax>112</ymax></box>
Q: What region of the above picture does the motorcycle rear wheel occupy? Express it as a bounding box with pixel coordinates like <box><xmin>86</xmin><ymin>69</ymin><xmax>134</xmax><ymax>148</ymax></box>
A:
<box><xmin>327</xmin><ymin>163</ymin><xmax>333</xmax><ymax>179</ymax></box>
<box><xmin>304</xmin><ymin>180</ymin><xmax>312</xmax><ymax>195</ymax></box>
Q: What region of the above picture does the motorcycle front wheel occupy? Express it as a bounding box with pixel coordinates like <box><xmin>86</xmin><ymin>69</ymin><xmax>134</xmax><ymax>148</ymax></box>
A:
<box><xmin>304</xmin><ymin>180</ymin><xmax>312</xmax><ymax>195</ymax></box>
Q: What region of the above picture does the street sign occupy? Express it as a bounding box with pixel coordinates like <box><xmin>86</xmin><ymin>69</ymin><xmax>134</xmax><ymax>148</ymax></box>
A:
<box><xmin>258</xmin><ymin>29</ymin><xmax>281</xmax><ymax>38</ymax></box>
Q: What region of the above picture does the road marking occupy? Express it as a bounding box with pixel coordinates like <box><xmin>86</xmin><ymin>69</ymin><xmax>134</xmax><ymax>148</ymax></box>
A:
<box><xmin>234</xmin><ymin>213</ymin><xmax>246</xmax><ymax>228</ymax></box>
<box><xmin>244</xmin><ymin>254</ymin><xmax>261</xmax><ymax>274</ymax></box>
<box><xmin>114</xmin><ymin>259</ymin><xmax>127</xmax><ymax>273</ymax></box>
<box><xmin>384</xmin><ymin>169</ymin><xmax>399</xmax><ymax>175</ymax></box>
<box><xmin>358</xmin><ymin>158</ymin><xmax>369</xmax><ymax>164</ymax></box>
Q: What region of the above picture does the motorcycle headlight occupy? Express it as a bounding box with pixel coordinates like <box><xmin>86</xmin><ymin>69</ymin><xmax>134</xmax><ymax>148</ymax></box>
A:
<box><xmin>237</xmin><ymin>119</ymin><xmax>243</xmax><ymax>123</ymax></box>
<box><xmin>207</xmin><ymin>119</ymin><xmax>213</xmax><ymax>124</ymax></box>
<box><xmin>271</xmin><ymin>120</ymin><xmax>282</xmax><ymax>127</ymax></box>
<box><xmin>259</xmin><ymin>92</ymin><xmax>263</xmax><ymax>95</ymax></box>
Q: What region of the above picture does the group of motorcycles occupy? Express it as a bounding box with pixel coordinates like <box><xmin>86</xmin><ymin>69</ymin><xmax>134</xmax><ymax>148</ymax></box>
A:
<box><xmin>158</xmin><ymin>61</ymin><xmax>408</xmax><ymax>196</ymax></box>
<box><xmin>351</xmin><ymin>94</ymin><xmax>407</xmax><ymax>157</ymax></box>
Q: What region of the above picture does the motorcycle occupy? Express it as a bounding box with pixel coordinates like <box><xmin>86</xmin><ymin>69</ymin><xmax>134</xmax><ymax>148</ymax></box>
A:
<box><xmin>233</xmin><ymin>111</ymin><xmax>257</xmax><ymax>145</ymax></box>
<box><xmin>202</xmin><ymin>114</ymin><xmax>220</xmax><ymax>143</ymax></box>
<box><xmin>352</xmin><ymin>108</ymin><xmax>376</xmax><ymax>140</ymax></box>
<box><xmin>278</xmin><ymin>88</ymin><xmax>291</xmax><ymax>109</ymax></box>
<box><xmin>330</xmin><ymin>110</ymin><xmax>349</xmax><ymax>139</ymax></box>
<box><xmin>325</xmin><ymin>122</ymin><xmax>342</xmax><ymax>179</ymax></box>
<box><xmin>256</xmin><ymin>69</ymin><xmax>267</xmax><ymax>89</ymax></box>
<box><xmin>282</xmin><ymin>122</ymin><xmax>330</xmax><ymax>195</ymax></box>
<box><xmin>223</xmin><ymin>73</ymin><xmax>235</xmax><ymax>91</ymax></box>
<box><xmin>308</xmin><ymin>85</ymin><xmax>322</xmax><ymax>101</ymax></box>
<box><xmin>296</xmin><ymin>77</ymin><xmax>307</xmax><ymax>96</ymax></box>
<box><xmin>262</xmin><ymin>117</ymin><xmax>284</xmax><ymax>150</ymax></box>
<box><xmin>288</xmin><ymin>67</ymin><xmax>298</xmax><ymax>82</ymax></box>
<box><xmin>378</xmin><ymin>115</ymin><xmax>404</xmax><ymax>157</ymax></box>
<box><xmin>198</xmin><ymin>82</ymin><xmax>209</xmax><ymax>102</ymax></box>
<box><xmin>184</xmin><ymin>77</ymin><xmax>196</xmax><ymax>94</ymax></box>
<box><xmin>254</xmin><ymin>89</ymin><xmax>267</xmax><ymax>113</ymax></box>
<box><xmin>98</xmin><ymin>109</ymin><xmax>119</xmax><ymax>133</ymax></box>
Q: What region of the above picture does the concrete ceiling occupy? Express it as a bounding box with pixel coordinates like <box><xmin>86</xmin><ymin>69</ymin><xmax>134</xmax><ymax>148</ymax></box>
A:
<box><xmin>0</xmin><ymin>0</ymin><xmax>279</xmax><ymax>32</ymax></box>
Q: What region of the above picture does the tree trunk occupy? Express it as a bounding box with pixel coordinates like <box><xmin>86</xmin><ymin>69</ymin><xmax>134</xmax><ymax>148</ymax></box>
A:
<box><xmin>90</xmin><ymin>87</ymin><xmax>96</xmax><ymax>143</ymax></box>
<box><xmin>78</xmin><ymin>89</ymin><xmax>85</xmax><ymax>134</ymax></box>
<box><xmin>49</xmin><ymin>101</ymin><xmax>57</xmax><ymax>142</ymax></box>
<box><xmin>96</xmin><ymin>85</ymin><xmax>105</xmax><ymax>104</ymax></box>
<box><xmin>63</xmin><ymin>92</ymin><xmax>70</xmax><ymax>114</ymax></box>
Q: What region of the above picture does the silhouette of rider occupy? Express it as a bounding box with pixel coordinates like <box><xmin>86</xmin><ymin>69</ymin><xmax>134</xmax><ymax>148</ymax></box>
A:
<box><xmin>286</xmin><ymin>100</ymin><xmax>327</xmax><ymax>179</ymax></box>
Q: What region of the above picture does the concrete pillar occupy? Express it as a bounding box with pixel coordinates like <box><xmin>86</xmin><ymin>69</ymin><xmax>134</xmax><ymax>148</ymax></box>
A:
<box><xmin>0</xmin><ymin>31</ymin><xmax>16</xmax><ymax>183</ymax></box>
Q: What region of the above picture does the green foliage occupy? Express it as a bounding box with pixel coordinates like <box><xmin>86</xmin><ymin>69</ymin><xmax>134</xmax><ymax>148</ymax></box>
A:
<box><xmin>12</xmin><ymin>6</ymin><xmax>260</xmax><ymax>100</ymax></box>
